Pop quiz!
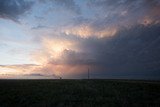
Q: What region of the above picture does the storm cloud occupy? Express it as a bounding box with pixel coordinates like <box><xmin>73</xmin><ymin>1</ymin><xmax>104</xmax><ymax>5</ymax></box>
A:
<box><xmin>63</xmin><ymin>0</ymin><xmax>160</xmax><ymax>38</ymax></box>
<box><xmin>0</xmin><ymin>0</ymin><xmax>33</xmax><ymax>21</ymax></box>
<box><xmin>76</xmin><ymin>24</ymin><xmax>160</xmax><ymax>79</ymax></box>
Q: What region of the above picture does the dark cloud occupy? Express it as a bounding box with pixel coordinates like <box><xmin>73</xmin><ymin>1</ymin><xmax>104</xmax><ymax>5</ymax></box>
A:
<box><xmin>0</xmin><ymin>0</ymin><xmax>33</xmax><ymax>21</ymax></box>
<box><xmin>84</xmin><ymin>0</ymin><xmax>160</xmax><ymax>31</ymax></box>
<box><xmin>52</xmin><ymin>23</ymin><xmax>160</xmax><ymax>79</ymax></box>
<box><xmin>31</xmin><ymin>25</ymin><xmax>49</xmax><ymax>30</ymax></box>
<box><xmin>77</xmin><ymin>24</ymin><xmax>160</xmax><ymax>79</ymax></box>
<box><xmin>63</xmin><ymin>0</ymin><xmax>160</xmax><ymax>39</ymax></box>
<box><xmin>24</xmin><ymin>73</ymin><xmax>44</xmax><ymax>76</ymax></box>
<box><xmin>88</xmin><ymin>0</ymin><xmax>160</xmax><ymax>14</ymax></box>
<box><xmin>23</xmin><ymin>73</ymin><xmax>57</xmax><ymax>78</ymax></box>
<box><xmin>41</xmin><ymin>24</ymin><xmax>160</xmax><ymax>79</ymax></box>
<box><xmin>34</xmin><ymin>16</ymin><xmax>45</xmax><ymax>20</ymax></box>
<box><xmin>49</xmin><ymin>49</ymin><xmax>96</xmax><ymax>66</ymax></box>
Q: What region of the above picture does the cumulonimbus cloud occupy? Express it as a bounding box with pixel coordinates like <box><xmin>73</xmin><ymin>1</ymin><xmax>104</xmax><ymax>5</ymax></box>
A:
<box><xmin>33</xmin><ymin>24</ymin><xmax>160</xmax><ymax>79</ymax></box>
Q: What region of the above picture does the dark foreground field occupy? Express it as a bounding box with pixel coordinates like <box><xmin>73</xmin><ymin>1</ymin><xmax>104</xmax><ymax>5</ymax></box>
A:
<box><xmin>0</xmin><ymin>79</ymin><xmax>160</xmax><ymax>107</ymax></box>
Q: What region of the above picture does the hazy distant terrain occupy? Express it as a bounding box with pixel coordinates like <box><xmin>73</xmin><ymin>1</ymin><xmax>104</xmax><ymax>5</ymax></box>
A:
<box><xmin>0</xmin><ymin>79</ymin><xmax>160</xmax><ymax>107</ymax></box>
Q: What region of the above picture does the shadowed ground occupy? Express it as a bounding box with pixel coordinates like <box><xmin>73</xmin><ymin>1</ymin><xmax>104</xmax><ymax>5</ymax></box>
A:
<box><xmin>0</xmin><ymin>79</ymin><xmax>160</xmax><ymax>107</ymax></box>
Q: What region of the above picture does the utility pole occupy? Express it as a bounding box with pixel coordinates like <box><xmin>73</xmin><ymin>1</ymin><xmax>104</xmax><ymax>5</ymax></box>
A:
<box><xmin>88</xmin><ymin>68</ymin><xmax>90</xmax><ymax>79</ymax></box>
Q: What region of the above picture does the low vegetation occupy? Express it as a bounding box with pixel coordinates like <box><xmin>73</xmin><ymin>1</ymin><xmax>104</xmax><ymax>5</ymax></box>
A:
<box><xmin>0</xmin><ymin>79</ymin><xmax>160</xmax><ymax>107</ymax></box>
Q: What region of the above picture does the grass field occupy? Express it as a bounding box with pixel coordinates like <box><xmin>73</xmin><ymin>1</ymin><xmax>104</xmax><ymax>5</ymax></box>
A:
<box><xmin>0</xmin><ymin>79</ymin><xmax>160</xmax><ymax>107</ymax></box>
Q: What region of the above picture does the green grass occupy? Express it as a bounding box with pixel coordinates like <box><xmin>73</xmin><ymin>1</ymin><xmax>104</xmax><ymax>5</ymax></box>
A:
<box><xmin>0</xmin><ymin>79</ymin><xmax>160</xmax><ymax>107</ymax></box>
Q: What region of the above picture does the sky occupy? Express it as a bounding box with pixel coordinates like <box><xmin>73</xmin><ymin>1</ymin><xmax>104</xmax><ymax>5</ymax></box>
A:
<box><xmin>0</xmin><ymin>0</ymin><xmax>160</xmax><ymax>79</ymax></box>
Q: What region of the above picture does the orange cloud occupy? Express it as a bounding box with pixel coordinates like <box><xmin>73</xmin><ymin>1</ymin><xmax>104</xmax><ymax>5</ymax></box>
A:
<box><xmin>0</xmin><ymin>36</ymin><xmax>86</xmax><ymax>79</ymax></box>
<box><xmin>63</xmin><ymin>24</ymin><xmax>117</xmax><ymax>38</ymax></box>
<box><xmin>29</xmin><ymin>37</ymin><xmax>89</xmax><ymax>78</ymax></box>
<box><xmin>32</xmin><ymin>37</ymin><xmax>78</xmax><ymax>64</ymax></box>
<box><xmin>0</xmin><ymin>64</ymin><xmax>41</xmax><ymax>78</ymax></box>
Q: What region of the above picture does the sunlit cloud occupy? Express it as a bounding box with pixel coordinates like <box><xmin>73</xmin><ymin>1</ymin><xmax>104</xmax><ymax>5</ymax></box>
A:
<box><xmin>26</xmin><ymin>35</ymin><xmax>98</xmax><ymax>78</ymax></box>
<box><xmin>0</xmin><ymin>64</ymin><xmax>39</xmax><ymax>74</ymax></box>
<box><xmin>32</xmin><ymin>37</ymin><xmax>78</xmax><ymax>64</ymax></box>
<box><xmin>64</xmin><ymin>24</ymin><xmax>117</xmax><ymax>38</ymax></box>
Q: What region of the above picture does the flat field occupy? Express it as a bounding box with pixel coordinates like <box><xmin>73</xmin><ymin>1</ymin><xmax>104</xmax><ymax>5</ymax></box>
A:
<box><xmin>0</xmin><ymin>79</ymin><xmax>160</xmax><ymax>107</ymax></box>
